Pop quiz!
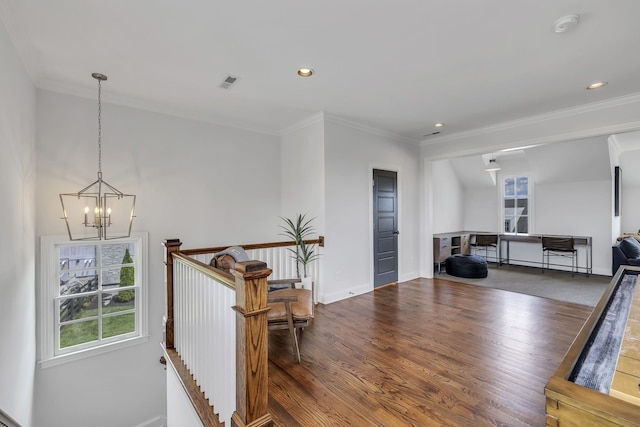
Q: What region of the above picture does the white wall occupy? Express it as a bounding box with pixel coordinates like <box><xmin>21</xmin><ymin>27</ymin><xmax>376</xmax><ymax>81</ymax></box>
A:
<box><xmin>620</xmin><ymin>149</ymin><xmax>640</xmax><ymax>233</ymax></box>
<box><xmin>535</xmin><ymin>180</ymin><xmax>611</xmax><ymax>275</ymax></box>
<box><xmin>323</xmin><ymin>120</ymin><xmax>420</xmax><ymax>303</ymax></box>
<box><xmin>166</xmin><ymin>366</ymin><xmax>203</xmax><ymax>427</ymax></box>
<box><xmin>280</xmin><ymin>115</ymin><xmax>325</xmax><ymax>230</ymax></box>
<box><xmin>34</xmin><ymin>90</ymin><xmax>281</xmax><ymax>427</ymax></box>
<box><xmin>0</xmin><ymin>16</ymin><xmax>36</xmax><ymax>427</ymax></box>
<box><xmin>431</xmin><ymin>159</ymin><xmax>464</xmax><ymax>233</ymax></box>
<box><xmin>463</xmin><ymin>187</ymin><xmax>499</xmax><ymax>232</ymax></box>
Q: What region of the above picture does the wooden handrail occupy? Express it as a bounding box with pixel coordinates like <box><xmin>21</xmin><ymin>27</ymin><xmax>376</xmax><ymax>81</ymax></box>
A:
<box><xmin>181</xmin><ymin>236</ymin><xmax>324</xmax><ymax>256</ymax></box>
<box><xmin>172</xmin><ymin>252</ymin><xmax>235</xmax><ymax>290</ymax></box>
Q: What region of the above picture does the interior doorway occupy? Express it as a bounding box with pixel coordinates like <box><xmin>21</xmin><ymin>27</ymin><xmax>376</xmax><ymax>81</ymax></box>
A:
<box><xmin>373</xmin><ymin>169</ymin><xmax>399</xmax><ymax>287</ymax></box>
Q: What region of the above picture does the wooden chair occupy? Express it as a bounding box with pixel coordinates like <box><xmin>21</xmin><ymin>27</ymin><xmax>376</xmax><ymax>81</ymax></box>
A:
<box><xmin>267</xmin><ymin>279</ymin><xmax>314</xmax><ymax>363</ymax></box>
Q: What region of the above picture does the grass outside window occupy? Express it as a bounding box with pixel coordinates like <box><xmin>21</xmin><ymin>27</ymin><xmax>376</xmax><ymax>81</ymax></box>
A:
<box><xmin>60</xmin><ymin>304</ymin><xmax>135</xmax><ymax>348</ymax></box>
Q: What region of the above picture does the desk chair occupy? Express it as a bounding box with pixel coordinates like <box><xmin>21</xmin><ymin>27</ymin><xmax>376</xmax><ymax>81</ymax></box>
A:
<box><xmin>542</xmin><ymin>236</ymin><xmax>577</xmax><ymax>276</ymax></box>
<box><xmin>267</xmin><ymin>279</ymin><xmax>313</xmax><ymax>363</ymax></box>
<box><xmin>472</xmin><ymin>234</ymin><xmax>499</xmax><ymax>262</ymax></box>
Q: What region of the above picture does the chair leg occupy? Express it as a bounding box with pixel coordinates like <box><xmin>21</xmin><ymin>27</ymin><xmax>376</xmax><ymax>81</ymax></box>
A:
<box><xmin>284</xmin><ymin>303</ymin><xmax>301</xmax><ymax>363</ymax></box>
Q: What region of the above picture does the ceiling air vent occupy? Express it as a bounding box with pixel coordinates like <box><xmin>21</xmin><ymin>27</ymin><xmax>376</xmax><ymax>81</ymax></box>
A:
<box><xmin>423</xmin><ymin>131</ymin><xmax>441</xmax><ymax>137</ymax></box>
<box><xmin>219</xmin><ymin>75</ymin><xmax>238</xmax><ymax>89</ymax></box>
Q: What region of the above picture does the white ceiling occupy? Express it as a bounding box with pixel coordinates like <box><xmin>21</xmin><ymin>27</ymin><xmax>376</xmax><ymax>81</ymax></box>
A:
<box><xmin>2</xmin><ymin>0</ymin><xmax>640</xmax><ymax>142</ymax></box>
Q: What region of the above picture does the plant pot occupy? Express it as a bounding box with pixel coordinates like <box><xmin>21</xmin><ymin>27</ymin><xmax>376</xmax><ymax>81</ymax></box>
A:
<box><xmin>301</xmin><ymin>276</ymin><xmax>312</xmax><ymax>290</ymax></box>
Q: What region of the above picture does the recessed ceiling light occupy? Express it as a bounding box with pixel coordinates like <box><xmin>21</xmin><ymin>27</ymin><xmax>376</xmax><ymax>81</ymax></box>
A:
<box><xmin>434</xmin><ymin>123</ymin><xmax>445</xmax><ymax>128</ymax></box>
<box><xmin>553</xmin><ymin>14</ymin><xmax>580</xmax><ymax>33</ymax></box>
<box><xmin>297</xmin><ymin>68</ymin><xmax>314</xmax><ymax>77</ymax></box>
<box><xmin>587</xmin><ymin>81</ymin><xmax>608</xmax><ymax>90</ymax></box>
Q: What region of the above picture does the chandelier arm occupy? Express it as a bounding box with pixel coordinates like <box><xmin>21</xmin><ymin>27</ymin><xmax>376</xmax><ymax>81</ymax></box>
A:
<box><xmin>100</xmin><ymin>179</ymin><xmax>127</xmax><ymax>197</ymax></box>
<box><xmin>74</xmin><ymin>178</ymin><xmax>102</xmax><ymax>195</ymax></box>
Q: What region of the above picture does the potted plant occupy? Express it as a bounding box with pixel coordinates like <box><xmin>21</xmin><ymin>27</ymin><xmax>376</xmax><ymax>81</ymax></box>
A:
<box><xmin>280</xmin><ymin>214</ymin><xmax>320</xmax><ymax>288</ymax></box>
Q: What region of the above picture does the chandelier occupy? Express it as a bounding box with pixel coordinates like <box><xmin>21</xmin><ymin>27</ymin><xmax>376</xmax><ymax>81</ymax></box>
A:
<box><xmin>59</xmin><ymin>73</ymin><xmax>136</xmax><ymax>240</ymax></box>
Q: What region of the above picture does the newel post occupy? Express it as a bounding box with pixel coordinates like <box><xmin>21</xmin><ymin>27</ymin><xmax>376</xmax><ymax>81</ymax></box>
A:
<box><xmin>162</xmin><ymin>239</ymin><xmax>182</xmax><ymax>350</ymax></box>
<box><xmin>231</xmin><ymin>260</ymin><xmax>273</xmax><ymax>427</ymax></box>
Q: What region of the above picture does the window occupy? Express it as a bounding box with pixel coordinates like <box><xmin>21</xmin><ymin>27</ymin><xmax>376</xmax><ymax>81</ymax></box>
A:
<box><xmin>40</xmin><ymin>233</ymin><xmax>148</xmax><ymax>367</ymax></box>
<box><xmin>503</xmin><ymin>176</ymin><xmax>530</xmax><ymax>234</ymax></box>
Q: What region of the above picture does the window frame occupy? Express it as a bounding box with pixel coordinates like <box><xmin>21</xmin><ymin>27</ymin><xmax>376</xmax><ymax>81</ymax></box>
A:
<box><xmin>501</xmin><ymin>174</ymin><xmax>534</xmax><ymax>235</ymax></box>
<box><xmin>39</xmin><ymin>232</ymin><xmax>149</xmax><ymax>368</ymax></box>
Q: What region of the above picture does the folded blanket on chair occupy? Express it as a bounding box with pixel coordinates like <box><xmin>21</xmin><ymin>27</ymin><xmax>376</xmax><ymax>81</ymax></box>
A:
<box><xmin>212</xmin><ymin>246</ymin><xmax>249</xmax><ymax>262</ymax></box>
<box><xmin>209</xmin><ymin>246</ymin><xmax>250</xmax><ymax>272</ymax></box>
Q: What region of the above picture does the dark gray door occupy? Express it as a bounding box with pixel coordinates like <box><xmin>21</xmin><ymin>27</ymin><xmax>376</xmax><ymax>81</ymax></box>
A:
<box><xmin>373</xmin><ymin>169</ymin><xmax>398</xmax><ymax>287</ymax></box>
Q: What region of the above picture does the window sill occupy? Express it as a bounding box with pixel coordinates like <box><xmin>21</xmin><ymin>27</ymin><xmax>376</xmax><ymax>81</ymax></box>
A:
<box><xmin>39</xmin><ymin>334</ymin><xmax>150</xmax><ymax>369</ymax></box>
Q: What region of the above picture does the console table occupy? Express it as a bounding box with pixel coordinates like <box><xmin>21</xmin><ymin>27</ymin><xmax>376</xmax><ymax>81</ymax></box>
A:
<box><xmin>498</xmin><ymin>233</ymin><xmax>592</xmax><ymax>276</ymax></box>
<box><xmin>433</xmin><ymin>232</ymin><xmax>593</xmax><ymax>275</ymax></box>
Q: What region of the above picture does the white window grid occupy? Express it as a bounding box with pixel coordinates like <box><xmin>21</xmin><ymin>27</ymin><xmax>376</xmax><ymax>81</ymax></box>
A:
<box><xmin>40</xmin><ymin>233</ymin><xmax>149</xmax><ymax>368</ymax></box>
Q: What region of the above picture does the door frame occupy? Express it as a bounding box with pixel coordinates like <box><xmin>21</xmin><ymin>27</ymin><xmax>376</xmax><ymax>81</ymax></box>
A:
<box><xmin>369</xmin><ymin>163</ymin><xmax>402</xmax><ymax>289</ymax></box>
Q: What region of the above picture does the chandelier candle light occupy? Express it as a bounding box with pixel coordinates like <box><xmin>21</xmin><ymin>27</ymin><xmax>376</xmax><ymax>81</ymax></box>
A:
<box><xmin>59</xmin><ymin>73</ymin><xmax>136</xmax><ymax>240</ymax></box>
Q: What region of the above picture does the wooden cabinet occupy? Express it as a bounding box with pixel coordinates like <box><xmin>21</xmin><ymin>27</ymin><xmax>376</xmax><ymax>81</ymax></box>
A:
<box><xmin>433</xmin><ymin>232</ymin><xmax>471</xmax><ymax>273</ymax></box>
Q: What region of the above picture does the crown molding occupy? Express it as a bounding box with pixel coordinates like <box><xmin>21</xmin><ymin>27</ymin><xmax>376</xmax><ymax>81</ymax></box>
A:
<box><xmin>38</xmin><ymin>79</ymin><xmax>282</xmax><ymax>137</ymax></box>
<box><xmin>322</xmin><ymin>112</ymin><xmax>420</xmax><ymax>146</ymax></box>
<box><xmin>508</xmin><ymin>120</ymin><xmax>640</xmax><ymax>148</ymax></box>
<box><xmin>421</xmin><ymin>92</ymin><xmax>640</xmax><ymax>147</ymax></box>
<box><xmin>421</xmin><ymin>121</ymin><xmax>640</xmax><ymax>162</ymax></box>
<box><xmin>279</xmin><ymin>111</ymin><xmax>325</xmax><ymax>135</ymax></box>
<box><xmin>279</xmin><ymin>111</ymin><xmax>420</xmax><ymax>145</ymax></box>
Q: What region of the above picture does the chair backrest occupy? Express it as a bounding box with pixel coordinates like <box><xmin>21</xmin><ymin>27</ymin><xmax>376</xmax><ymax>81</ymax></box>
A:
<box><xmin>542</xmin><ymin>236</ymin><xmax>575</xmax><ymax>252</ymax></box>
<box><xmin>476</xmin><ymin>234</ymin><xmax>498</xmax><ymax>246</ymax></box>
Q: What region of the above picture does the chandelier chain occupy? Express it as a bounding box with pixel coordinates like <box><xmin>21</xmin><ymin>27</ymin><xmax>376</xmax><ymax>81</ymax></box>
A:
<box><xmin>97</xmin><ymin>77</ymin><xmax>102</xmax><ymax>176</ymax></box>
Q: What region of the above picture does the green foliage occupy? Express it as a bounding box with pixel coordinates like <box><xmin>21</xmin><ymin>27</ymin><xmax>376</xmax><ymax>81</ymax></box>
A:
<box><xmin>59</xmin><ymin>306</ymin><xmax>134</xmax><ymax>348</ymax></box>
<box><xmin>297</xmin><ymin>240</ymin><xmax>321</xmax><ymax>278</ymax></box>
<box><xmin>118</xmin><ymin>248</ymin><xmax>135</xmax><ymax>302</ymax></box>
<box><xmin>279</xmin><ymin>214</ymin><xmax>320</xmax><ymax>278</ymax></box>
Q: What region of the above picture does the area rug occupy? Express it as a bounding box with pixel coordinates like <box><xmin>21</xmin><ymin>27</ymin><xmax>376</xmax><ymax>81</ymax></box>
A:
<box><xmin>438</xmin><ymin>263</ymin><xmax>610</xmax><ymax>306</ymax></box>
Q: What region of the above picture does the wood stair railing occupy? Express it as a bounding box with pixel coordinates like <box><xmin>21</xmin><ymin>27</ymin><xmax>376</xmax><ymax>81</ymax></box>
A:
<box><xmin>163</xmin><ymin>239</ymin><xmax>273</xmax><ymax>427</ymax></box>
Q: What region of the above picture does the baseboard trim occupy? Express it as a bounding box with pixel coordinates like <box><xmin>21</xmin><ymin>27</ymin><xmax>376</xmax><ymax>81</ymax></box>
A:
<box><xmin>133</xmin><ymin>415</ymin><xmax>167</xmax><ymax>427</ymax></box>
<box><xmin>321</xmin><ymin>283</ymin><xmax>371</xmax><ymax>304</ymax></box>
<box><xmin>0</xmin><ymin>408</ymin><xmax>21</xmax><ymax>427</ymax></box>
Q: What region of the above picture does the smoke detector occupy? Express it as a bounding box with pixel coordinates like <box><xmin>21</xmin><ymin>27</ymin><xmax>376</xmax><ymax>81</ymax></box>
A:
<box><xmin>219</xmin><ymin>75</ymin><xmax>238</xmax><ymax>89</ymax></box>
<box><xmin>554</xmin><ymin>15</ymin><xmax>580</xmax><ymax>33</ymax></box>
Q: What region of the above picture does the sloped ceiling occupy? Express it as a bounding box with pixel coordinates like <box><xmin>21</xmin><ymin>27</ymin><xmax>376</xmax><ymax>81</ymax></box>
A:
<box><xmin>526</xmin><ymin>136</ymin><xmax>611</xmax><ymax>184</ymax></box>
<box><xmin>448</xmin><ymin>134</ymin><xmax>623</xmax><ymax>188</ymax></box>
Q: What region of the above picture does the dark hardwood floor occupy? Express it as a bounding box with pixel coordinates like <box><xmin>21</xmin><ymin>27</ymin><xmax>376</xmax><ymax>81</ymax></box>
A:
<box><xmin>267</xmin><ymin>277</ymin><xmax>593</xmax><ymax>426</ymax></box>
